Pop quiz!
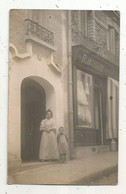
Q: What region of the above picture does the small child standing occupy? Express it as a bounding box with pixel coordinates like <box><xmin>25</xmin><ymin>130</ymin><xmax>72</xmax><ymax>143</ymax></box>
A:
<box><xmin>57</xmin><ymin>127</ymin><xmax>68</xmax><ymax>164</ymax></box>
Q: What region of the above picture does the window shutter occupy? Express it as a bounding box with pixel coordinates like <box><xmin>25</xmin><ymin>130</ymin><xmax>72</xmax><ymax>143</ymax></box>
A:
<box><xmin>106</xmin><ymin>77</ymin><xmax>119</xmax><ymax>139</ymax></box>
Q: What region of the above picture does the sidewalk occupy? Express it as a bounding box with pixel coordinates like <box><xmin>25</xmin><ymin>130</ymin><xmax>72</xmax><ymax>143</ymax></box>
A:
<box><xmin>8</xmin><ymin>151</ymin><xmax>118</xmax><ymax>185</ymax></box>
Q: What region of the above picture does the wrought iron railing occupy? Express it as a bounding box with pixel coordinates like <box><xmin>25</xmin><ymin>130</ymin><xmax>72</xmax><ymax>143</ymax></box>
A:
<box><xmin>72</xmin><ymin>29</ymin><xmax>118</xmax><ymax>66</ymax></box>
<box><xmin>25</xmin><ymin>19</ymin><xmax>54</xmax><ymax>46</ymax></box>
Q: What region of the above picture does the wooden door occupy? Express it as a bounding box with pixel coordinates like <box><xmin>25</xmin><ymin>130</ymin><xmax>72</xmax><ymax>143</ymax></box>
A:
<box><xmin>21</xmin><ymin>79</ymin><xmax>46</xmax><ymax>161</ymax></box>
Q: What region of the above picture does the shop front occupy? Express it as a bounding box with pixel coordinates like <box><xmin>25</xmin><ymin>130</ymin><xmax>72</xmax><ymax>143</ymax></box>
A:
<box><xmin>72</xmin><ymin>45</ymin><xmax>119</xmax><ymax>150</ymax></box>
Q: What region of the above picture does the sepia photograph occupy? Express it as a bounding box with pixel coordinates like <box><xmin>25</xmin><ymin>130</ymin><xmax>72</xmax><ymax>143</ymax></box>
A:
<box><xmin>8</xmin><ymin>10</ymin><xmax>120</xmax><ymax>185</ymax></box>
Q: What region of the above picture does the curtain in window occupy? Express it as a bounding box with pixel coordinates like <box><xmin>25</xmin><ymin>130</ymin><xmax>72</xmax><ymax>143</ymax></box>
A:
<box><xmin>106</xmin><ymin>77</ymin><xmax>119</xmax><ymax>139</ymax></box>
<box><xmin>77</xmin><ymin>70</ymin><xmax>93</xmax><ymax>127</ymax></box>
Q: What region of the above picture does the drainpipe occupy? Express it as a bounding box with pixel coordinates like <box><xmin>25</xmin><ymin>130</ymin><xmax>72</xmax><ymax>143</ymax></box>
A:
<box><xmin>67</xmin><ymin>11</ymin><xmax>75</xmax><ymax>159</ymax></box>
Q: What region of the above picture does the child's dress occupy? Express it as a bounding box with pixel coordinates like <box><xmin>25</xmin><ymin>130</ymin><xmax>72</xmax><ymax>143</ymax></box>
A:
<box><xmin>57</xmin><ymin>133</ymin><xmax>68</xmax><ymax>154</ymax></box>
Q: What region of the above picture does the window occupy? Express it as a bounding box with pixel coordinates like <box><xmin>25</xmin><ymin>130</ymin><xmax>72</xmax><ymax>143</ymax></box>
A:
<box><xmin>108</xmin><ymin>25</ymin><xmax>120</xmax><ymax>58</ymax></box>
<box><xmin>32</xmin><ymin>10</ymin><xmax>39</xmax><ymax>23</ymax></box>
<box><xmin>95</xmin><ymin>11</ymin><xmax>106</xmax><ymax>25</ymax></box>
<box><xmin>81</xmin><ymin>11</ymin><xmax>88</xmax><ymax>36</ymax></box>
<box><xmin>115</xmin><ymin>31</ymin><xmax>119</xmax><ymax>62</ymax></box>
<box><xmin>95</xmin><ymin>22</ymin><xmax>107</xmax><ymax>48</ymax></box>
<box><xmin>108</xmin><ymin>26</ymin><xmax>116</xmax><ymax>54</ymax></box>
<box><xmin>77</xmin><ymin>70</ymin><xmax>94</xmax><ymax>127</ymax></box>
<box><xmin>32</xmin><ymin>10</ymin><xmax>47</xmax><ymax>28</ymax></box>
<box><xmin>76</xmin><ymin>69</ymin><xmax>104</xmax><ymax>130</ymax></box>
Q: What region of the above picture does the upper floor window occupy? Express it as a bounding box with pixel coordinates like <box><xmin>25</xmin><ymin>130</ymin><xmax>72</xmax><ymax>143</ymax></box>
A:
<box><xmin>95</xmin><ymin>22</ymin><xmax>107</xmax><ymax>48</ymax></box>
<box><xmin>32</xmin><ymin>10</ymin><xmax>39</xmax><ymax>23</ymax></box>
<box><xmin>81</xmin><ymin>11</ymin><xmax>88</xmax><ymax>36</ymax></box>
<box><xmin>95</xmin><ymin>11</ymin><xmax>107</xmax><ymax>25</ymax></box>
<box><xmin>115</xmin><ymin>31</ymin><xmax>119</xmax><ymax>60</ymax></box>
<box><xmin>32</xmin><ymin>10</ymin><xmax>47</xmax><ymax>28</ymax></box>
<box><xmin>108</xmin><ymin>25</ymin><xmax>119</xmax><ymax>57</ymax></box>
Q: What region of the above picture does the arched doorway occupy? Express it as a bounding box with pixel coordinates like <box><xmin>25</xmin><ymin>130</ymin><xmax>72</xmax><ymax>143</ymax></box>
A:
<box><xmin>21</xmin><ymin>78</ymin><xmax>46</xmax><ymax>161</ymax></box>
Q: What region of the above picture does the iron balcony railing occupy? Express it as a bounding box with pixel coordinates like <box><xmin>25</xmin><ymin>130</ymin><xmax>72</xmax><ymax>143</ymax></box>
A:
<box><xmin>72</xmin><ymin>29</ymin><xmax>118</xmax><ymax>66</ymax></box>
<box><xmin>25</xmin><ymin>19</ymin><xmax>54</xmax><ymax>46</ymax></box>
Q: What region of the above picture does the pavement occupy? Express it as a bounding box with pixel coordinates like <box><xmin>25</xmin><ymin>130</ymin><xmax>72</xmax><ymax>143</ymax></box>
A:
<box><xmin>91</xmin><ymin>172</ymin><xmax>118</xmax><ymax>185</ymax></box>
<box><xmin>8</xmin><ymin>151</ymin><xmax>118</xmax><ymax>185</ymax></box>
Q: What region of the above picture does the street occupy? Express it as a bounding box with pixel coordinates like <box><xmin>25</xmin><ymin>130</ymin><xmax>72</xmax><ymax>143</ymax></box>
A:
<box><xmin>8</xmin><ymin>152</ymin><xmax>118</xmax><ymax>185</ymax></box>
<box><xmin>92</xmin><ymin>172</ymin><xmax>118</xmax><ymax>185</ymax></box>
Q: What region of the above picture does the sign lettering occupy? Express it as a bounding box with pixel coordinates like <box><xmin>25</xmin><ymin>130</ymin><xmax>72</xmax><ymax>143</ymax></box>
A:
<box><xmin>81</xmin><ymin>53</ymin><xmax>106</xmax><ymax>74</ymax></box>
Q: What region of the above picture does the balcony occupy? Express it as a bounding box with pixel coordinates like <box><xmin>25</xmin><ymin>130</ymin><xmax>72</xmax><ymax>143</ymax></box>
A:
<box><xmin>72</xmin><ymin>29</ymin><xmax>119</xmax><ymax>66</ymax></box>
<box><xmin>25</xmin><ymin>19</ymin><xmax>54</xmax><ymax>46</ymax></box>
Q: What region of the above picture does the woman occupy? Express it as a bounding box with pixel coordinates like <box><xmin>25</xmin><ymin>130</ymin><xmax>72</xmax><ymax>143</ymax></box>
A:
<box><xmin>39</xmin><ymin>109</ymin><xmax>59</xmax><ymax>161</ymax></box>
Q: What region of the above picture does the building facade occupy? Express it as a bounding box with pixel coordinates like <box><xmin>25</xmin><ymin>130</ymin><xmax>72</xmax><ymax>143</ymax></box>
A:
<box><xmin>8</xmin><ymin>10</ymin><xmax>120</xmax><ymax>172</ymax></box>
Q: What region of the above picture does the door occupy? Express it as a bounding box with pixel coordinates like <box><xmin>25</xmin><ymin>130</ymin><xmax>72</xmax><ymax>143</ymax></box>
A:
<box><xmin>21</xmin><ymin>78</ymin><xmax>46</xmax><ymax>161</ymax></box>
<box><xmin>94</xmin><ymin>87</ymin><xmax>104</xmax><ymax>145</ymax></box>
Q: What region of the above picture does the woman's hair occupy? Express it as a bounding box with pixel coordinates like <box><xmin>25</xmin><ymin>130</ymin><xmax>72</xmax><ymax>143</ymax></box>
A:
<box><xmin>59</xmin><ymin>127</ymin><xmax>64</xmax><ymax>131</ymax></box>
<box><xmin>46</xmin><ymin>109</ymin><xmax>53</xmax><ymax>117</ymax></box>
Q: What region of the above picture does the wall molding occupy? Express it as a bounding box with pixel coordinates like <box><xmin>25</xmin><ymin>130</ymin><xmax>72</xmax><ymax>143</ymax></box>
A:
<box><xmin>9</xmin><ymin>43</ymin><xmax>32</xmax><ymax>59</ymax></box>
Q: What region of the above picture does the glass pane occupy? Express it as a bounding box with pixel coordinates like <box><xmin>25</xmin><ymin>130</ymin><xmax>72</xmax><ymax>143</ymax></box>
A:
<box><xmin>77</xmin><ymin>70</ymin><xmax>94</xmax><ymax>127</ymax></box>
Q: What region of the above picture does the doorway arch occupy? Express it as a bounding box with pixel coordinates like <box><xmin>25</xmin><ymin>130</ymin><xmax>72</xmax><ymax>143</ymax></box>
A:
<box><xmin>21</xmin><ymin>78</ymin><xmax>46</xmax><ymax>161</ymax></box>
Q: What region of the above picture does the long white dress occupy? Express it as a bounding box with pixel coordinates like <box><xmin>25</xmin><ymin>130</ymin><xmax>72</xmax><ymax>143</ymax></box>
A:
<box><xmin>39</xmin><ymin>118</ymin><xmax>59</xmax><ymax>160</ymax></box>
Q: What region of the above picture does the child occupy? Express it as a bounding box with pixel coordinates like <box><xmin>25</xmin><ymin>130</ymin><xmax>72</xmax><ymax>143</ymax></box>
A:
<box><xmin>57</xmin><ymin>127</ymin><xmax>68</xmax><ymax>164</ymax></box>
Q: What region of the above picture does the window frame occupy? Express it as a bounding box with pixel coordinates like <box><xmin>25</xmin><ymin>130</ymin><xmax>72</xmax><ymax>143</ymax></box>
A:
<box><xmin>73</xmin><ymin>65</ymin><xmax>105</xmax><ymax>131</ymax></box>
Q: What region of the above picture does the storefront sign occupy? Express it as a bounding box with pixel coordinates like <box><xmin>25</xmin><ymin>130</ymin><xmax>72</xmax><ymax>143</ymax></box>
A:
<box><xmin>72</xmin><ymin>46</ymin><xmax>119</xmax><ymax>80</ymax></box>
<box><xmin>81</xmin><ymin>53</ymin><xmax>106</xmax><ymax>74</ymax></box>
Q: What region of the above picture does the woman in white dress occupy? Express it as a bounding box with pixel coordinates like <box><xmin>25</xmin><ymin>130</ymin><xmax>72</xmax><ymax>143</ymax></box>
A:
<box><xmin>39</xmin><ymin>109</ymin><xmax>59</xmax><ymax>161</ymax></box>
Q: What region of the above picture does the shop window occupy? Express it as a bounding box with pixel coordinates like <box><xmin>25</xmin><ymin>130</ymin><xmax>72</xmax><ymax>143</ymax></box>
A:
<box><xmin>77</xmin><ymin>70</ymin><xmax>94</xmax><ymax>128</ymax></box>
<box><xmin>74</xmin><ymin>65</ymin><xmax>107</xmax><ymax>145</ymax></box>
<box><xmin>76</xmin><ymin>69</ymin><xmax>104</xmax><ymax>131</ymax></box>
